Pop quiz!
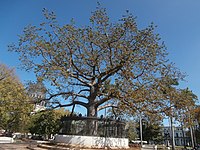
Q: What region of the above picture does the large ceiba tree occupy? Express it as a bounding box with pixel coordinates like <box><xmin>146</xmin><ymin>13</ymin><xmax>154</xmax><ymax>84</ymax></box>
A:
<box><xmin>9</xmin><ymin>6</ymin><xmax>183</xmax><ymax>134</ymax></box>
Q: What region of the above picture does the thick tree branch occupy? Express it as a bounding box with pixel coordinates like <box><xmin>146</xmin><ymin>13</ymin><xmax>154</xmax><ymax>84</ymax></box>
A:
<box><xmin>0</xmin><ymin>77</ymin><xmax>6</xmax><ymax>82</ymax></box>
<box><xmin>97</xmin><ymin>103</ymin><xmax>118</xmax><ymax>111</ymax></box>
<box><xmin>95</xmin><ymin>92</ymin><xmax>116</xmax><ymax>107</ymax></box>
<box><xmin>69</xmin><ymin>72</ymin><xmax>91</xmax><ymax>87</ymax></box>
<box><xmin>42</xmin><ymin>91</ymin><xmax>88</xmax><ymax>102</ymax></box>
<box><xmin>100</xmin><ymin>64</ymin><xmax>123</xmax><ymax>83</ymax></box>
<box><xmin>50</xmin><ymin>100</ymin><xmax>88</xmax><ymax>109</ymax></box>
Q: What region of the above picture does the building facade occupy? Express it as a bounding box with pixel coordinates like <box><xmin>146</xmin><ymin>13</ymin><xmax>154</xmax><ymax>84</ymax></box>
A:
<box><xmin>163</xmin><ymin>126</ymin><xmax>191</xmax><ymax>146</ymax></box>
<box><xmin>27</xmin><ymin>82</ymin><xmax>47</xmax><ymax>113</ymax></box>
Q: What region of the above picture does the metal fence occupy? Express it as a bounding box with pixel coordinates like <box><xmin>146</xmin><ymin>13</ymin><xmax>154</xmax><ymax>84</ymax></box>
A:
<box><xmin>59</xmin><ymin>115</ymin><xmax>126</xmax><ymax>138</ymax></box>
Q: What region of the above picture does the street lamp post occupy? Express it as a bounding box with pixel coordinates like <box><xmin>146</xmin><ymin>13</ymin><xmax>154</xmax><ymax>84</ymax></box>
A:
<box><xmin>139</xmin><ymin>114</ymin><xmax>143</xmax><ymax>147</ymax></box>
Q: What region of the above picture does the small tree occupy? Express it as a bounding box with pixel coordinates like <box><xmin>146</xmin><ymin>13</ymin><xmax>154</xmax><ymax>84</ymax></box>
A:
<box><xmin>142</xmin><ymin>122</ymin><xmax>163</xmax><ymax>144</ymax></box>
<box><xmin>29</xmin><ymin>108</ymin><xmax>69</xmax><ymax>139</ymax></box>
<box><xmin>134</xmin><ymin>113</ymin><xmax>163</xmax><ymax>144</ymax></box>
<box><xmin>126</xmin><ymin>120</ymin><xmax>138</xmax><ymax>142</ymax></box>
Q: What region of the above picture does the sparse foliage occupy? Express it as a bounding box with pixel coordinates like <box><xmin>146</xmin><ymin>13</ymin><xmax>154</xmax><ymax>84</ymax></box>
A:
<box><xmin>9</xmin><ymin>5</ymin><xmax>184</xmax><ymax>134</ymax></box>
<box><xmin>175</xmin><ymin>88</ymin><xmax>197</xmax><ymax>127</ymax></box>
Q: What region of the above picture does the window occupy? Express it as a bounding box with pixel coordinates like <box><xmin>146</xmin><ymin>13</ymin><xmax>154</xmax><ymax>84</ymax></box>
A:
<box><xmin>176</xmin><ymin>133</ymin><xmax>178</xmax><ymax>138</ymax></box>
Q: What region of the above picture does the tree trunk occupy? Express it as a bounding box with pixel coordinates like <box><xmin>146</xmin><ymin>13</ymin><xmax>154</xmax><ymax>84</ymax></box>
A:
<box><xmin>86</xmin><ymin>104</ymin><xmax>98</xmax><ymax>136</ymax></box>
<box><xmin>181</xmin><ymin>125</ymin><xmax>186</xmax><ymax>148</ymax></box>
<box><xmin>190</xmin><ymin>126</ymin><xmax>194</xmax><ymax>148</ymax></box>
<box><xmin>170</xmin><ymin>116</ymin><xmax>175</xmax><ymax>150</ymax></box>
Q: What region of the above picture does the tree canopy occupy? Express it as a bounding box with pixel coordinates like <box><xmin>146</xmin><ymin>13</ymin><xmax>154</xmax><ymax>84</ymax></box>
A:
<box><xmin>9</xmin><ymin>5</ymin><xmax>184</xmax><ymax>127</ymax></box>
<box><xmin>170</xmin><ymin>88</ymin><xmax>197</xmax><ymax>127</ymax></box>
<box><xmin>0</xmin><ymin>64</ymin><xmax>32</xmax><ymax>132</ymax></box>
<box><xmin>29</xmin><ymin>108</ymin><xmax>70</xmax><ymax>139</ymax></box>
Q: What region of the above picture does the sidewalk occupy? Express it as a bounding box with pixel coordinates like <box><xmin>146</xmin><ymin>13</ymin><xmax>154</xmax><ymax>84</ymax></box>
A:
<box><xmin>141</xmin><ymin>145</ymin><xmax>156</xmax><ymax>150</ymax></box>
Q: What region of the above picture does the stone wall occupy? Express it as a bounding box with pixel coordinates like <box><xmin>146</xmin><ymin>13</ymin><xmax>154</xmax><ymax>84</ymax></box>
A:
<box><xmin>54</xmin><ymin>135</ymin><xmax>129</xmax><ymax>149</ymax></box>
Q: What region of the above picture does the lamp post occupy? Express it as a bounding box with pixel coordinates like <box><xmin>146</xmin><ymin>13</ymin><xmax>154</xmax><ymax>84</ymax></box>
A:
<box><xmin>139</xmin><ymin>114</ymin><xmax>143</xmax><ymax>147</ymax></box>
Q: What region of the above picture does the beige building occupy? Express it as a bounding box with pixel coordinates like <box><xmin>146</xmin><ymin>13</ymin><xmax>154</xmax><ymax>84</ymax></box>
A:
<box><xmin>163</xmin><ymin>126</ymin><xmax>190</xmax><ymax>146</ymax></box>
<box><xmin>27</xmin><ymin>82</ymin><xmax>47</xmax><ymax>113</ymax></box>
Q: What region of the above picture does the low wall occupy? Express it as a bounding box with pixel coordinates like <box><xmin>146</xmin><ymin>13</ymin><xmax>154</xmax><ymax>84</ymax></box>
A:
<box><xmin>54</xmin><ymin>135</ymin><xmax>129</xmax><ymax>149</ymax></box>
<box><xmin>0</xmin><ymin>137</ymin><xmax>14</xmax><ymax>143</ymax></box>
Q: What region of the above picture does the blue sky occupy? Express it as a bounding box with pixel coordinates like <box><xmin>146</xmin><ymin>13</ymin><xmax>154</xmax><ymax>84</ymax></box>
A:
<box><xmin>0</xmin><ymin>0</ymin><xmax>200</xmax><ymax>106</ymax></box>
